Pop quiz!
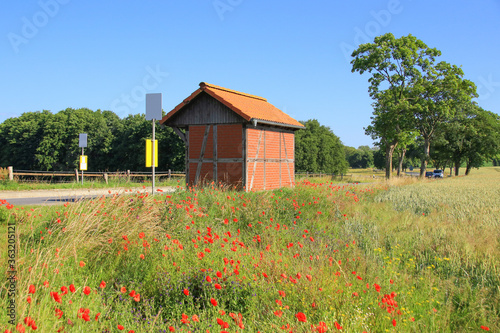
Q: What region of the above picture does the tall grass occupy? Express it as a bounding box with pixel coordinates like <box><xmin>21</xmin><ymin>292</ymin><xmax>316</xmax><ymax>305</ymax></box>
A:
<box><xmin>1</xmin><ymin>168</ymin><xmax>499</xmax><ymax>332</ymax></box>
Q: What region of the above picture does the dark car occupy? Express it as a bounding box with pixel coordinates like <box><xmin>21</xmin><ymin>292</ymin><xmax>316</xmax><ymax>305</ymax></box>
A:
<box><xmin>425</xmin><ymin>171</ymin><xmax>434</xmax><ymax>178</ymax></box>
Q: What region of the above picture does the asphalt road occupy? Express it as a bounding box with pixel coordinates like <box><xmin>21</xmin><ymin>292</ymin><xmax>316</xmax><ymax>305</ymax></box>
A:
<box><xmin>1</xmin><ymin>187</ymin><xmax>176</xmax><ymax>206</ymax></box>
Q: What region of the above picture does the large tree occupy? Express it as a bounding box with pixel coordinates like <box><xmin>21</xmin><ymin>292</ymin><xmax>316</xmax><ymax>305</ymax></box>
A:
<box><xmin>295</xmin><ymin>119</ymin><xmax>348</xmax><ymax>174</ymax></box>
<box><xmin>351</xmin><ymin>33</ymin><xmax>441</xmax><ymax>179</ymax></box>
<box><xmin>412</xmin><ymin>61</ymin><xmax>477</xmax><ymax>176</ymax></box>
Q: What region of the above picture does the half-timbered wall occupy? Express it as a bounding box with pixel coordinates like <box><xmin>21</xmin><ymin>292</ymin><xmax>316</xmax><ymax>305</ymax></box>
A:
<box><xmin>246</xmin><ymin>126</ymin><xmax>295</xmax><ymax>191</ymax></box>
<box><xmin>188</xmin><ymin>124</ymin><xmax>244</xmax><ymax>187</ymax></box>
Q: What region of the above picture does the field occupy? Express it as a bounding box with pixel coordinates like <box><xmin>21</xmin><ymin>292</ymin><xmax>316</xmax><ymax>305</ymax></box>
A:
<box><xmin>1</xmin><ymin>168</ymin><xmax>499</xmax><ymax>332</ymax></box>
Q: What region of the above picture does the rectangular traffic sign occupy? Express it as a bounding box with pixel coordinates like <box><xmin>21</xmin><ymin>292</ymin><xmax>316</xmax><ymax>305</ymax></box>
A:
<box><xmin>80</xmin><ymin>155</ymin><xmax>87</xmax><ymax>171</ymax></box>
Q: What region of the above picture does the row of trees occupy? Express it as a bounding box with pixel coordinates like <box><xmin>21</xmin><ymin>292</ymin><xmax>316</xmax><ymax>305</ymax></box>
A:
<box><xmin>0</xmin><ymin>110</ymin><xmax>350</xmax><ymax>174</ymax></box>
<box><xmin>0</xmin><ymin>108</ymin><xmax>185</xmax><ymax>172</ymax></box>
<box><xmin>351</xmin><ymin>33</ymin><xmax>500</xmax><ymax>178</ymax></box>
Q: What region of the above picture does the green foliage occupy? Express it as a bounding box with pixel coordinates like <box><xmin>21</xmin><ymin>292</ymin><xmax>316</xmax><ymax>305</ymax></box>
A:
<box><xmin>345</xmin><ymin>145</ymin><xmax>374</xmax><ymax>168</ymax></box>
<box><xmin>0</xmin><ymin>108</ymin><xmax>185</xmax><ymax>172</ymax></box>
<box><xmin>295</xmin><ymin>119</ymin><xmax>348</xmax><ymax>174</ymax></box>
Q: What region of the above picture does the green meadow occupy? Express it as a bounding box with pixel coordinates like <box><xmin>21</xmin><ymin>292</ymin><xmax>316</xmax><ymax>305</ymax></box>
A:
<box><xmin>1</xmin><ymin>168</ymin><xmax>499</xmax><ymax>332</ymax></box>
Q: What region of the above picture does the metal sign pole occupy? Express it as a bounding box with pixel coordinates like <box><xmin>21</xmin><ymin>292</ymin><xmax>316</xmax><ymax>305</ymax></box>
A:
<box><xmin>152</xmin><ymin>119</ymin><xmax>155</xmax><ymax>195</ymax></box>
<box><xmin>81</xmin><ymin>147</ymin><xmax>84</xmax><ymax>185</ymax></box>
<box><xmin>146</xmin><ymin>93</ymin><xmax>162</xmax><ymax>195</ymax></box>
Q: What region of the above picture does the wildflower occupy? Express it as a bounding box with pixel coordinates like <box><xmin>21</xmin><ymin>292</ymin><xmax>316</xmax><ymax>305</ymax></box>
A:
<box><xmin>392</xmin><ymin>319</ymin><xmax>397</xmax><ymax>327</ymax></box>
<box><xmin>181</xmin><ymin>313</ymin><xmax>190</xmax><ymax>324</ymax></box>
<box><xmin>28</xmin><ymin>284</ymin><xmax>36</xmax><ymax>294</ymax></box>
<box><xmin>15</xmin><ymin>323</ymin><xmax>25</xmax><ymax>333</ymax></box>
<box><xmin>214</xmin><ymin>283</ymin><xmax>222</xmax><ymax>290</ymax></box>
<box><xmin>210</xmin><ymin>298</ymin><xmax>218</xmax><ymax>306</ymax></box>
<box><xmin>50</xmin><ymin>291</ymin><xmax>62</xmax><ymax>303</ymax></box>
<box><xmin>169</xmin><ymin>326</ymin><xmax>175</xmax><ymax>331</ymax></box>
<box><xmin>95</xmin><ymin>313</ymin><xmax>101</xmax><ymax>321</ymax></box>
<box><xmin>139</xmin><ymin>232</ymin><xmax>145</xmax><ymax>239</ymax></box>
<box><xmin>334</xmin><ymin>321</ymin><xmax>343</xmax><ymax>330</ymax></box>
<box><xmin>481</xmin><ymin>326</ymin><xmax>490</xmax><ymax>331</ymax></box>
<box><xmin>79</xmin><ymin>261</ymin><xmax>85</xmax><ymax>267</ymax></box>
<box><xmin>374</xmin><ymin>283</ymin><xmax>381</xmax><ymax>292</ymax></box>
<box><xmin>120</xmin><ymin>286</ymin><xmax>127</xmax><ymax>293</ymax></box>
<box><xmin>118</xmin><ymin>325</ymin><xmax>124</xmax><ymax>330</ymax></box>
<box><xmin>69</xmin><ymin>284</ymin><xmax>76</xmax><ymax>293</ymax></box>
<box><xmin>55</xmin><ymin>308</ymin><xmax>63</xmax><ymax>319</ymax></box>
<box><xmin>206</xmin><ymin>276</ymin><xmax>212</xmax><ymax>283</ymax></box>
<box><xmin>192</xmin><ymin>314</ymin><xmax>200</xmax><ymax>322</ymax></box>
<box><xmin>296</xmin><ymin>312</ymin><xmax>307</xmax><ymax>322</ymax></box>
<box><xmin>61</xmin><ymin>286</ymin><xmax>68</xmax><ymax>295</ymax></box>
<box><xmin>83</xmin><ymin>286</ymin><xmax>91</xmax><ymax>295</ymax></box>
<box><xmin>183</xmin><ymin>289</ymin><xmax>189</xmax><ymax>296</ymax></box>
<box><xmin>100</xmin><ymin>281</ymin><xmax>106</xmax><ymax>289</ymax></box>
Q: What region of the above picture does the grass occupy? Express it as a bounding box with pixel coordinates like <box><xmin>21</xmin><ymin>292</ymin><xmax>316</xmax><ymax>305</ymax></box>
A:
<box><xmin>0</xmin><ymin>177</ymin><xmax>185</xmax><ymax>191</ymax></box>
<box><xmin>1</xmin><ymin>168</ymin><xmax>499</xmax><ymax>332</ymax></box>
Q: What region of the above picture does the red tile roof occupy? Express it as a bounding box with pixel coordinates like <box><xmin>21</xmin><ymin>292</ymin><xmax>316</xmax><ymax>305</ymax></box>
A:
<box><xmin>160</xmin><ymin>82</ymin><xmax>304</xmax><ymax>128</ymax></box>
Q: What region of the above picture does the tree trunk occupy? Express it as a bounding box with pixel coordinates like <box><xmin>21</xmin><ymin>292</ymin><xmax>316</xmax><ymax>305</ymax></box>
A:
<box><xmin>385</xmin><ymin>143</ymin><xmax>397</xmax><ymax>179</ymax></box>
<box><xmin>465</xmin><ymin>160</ymin><xmax>472</xmax><ymax>175</ymax></box>
<box><xmin>454</xmin><ymin>160</ymin><xmax>461</xmax><ymax>176</ymax></box>
<box><xmin>397</xmin><ymin>148</ymin><xmax>406</xmax><ymax>177</ymax></box>
<box><xmin>419</xmin><ymin>136</ymin><xmax>431</xmax><ymax>178</ymax></box>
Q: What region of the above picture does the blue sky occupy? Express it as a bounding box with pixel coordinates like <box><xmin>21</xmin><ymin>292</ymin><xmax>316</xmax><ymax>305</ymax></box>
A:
<box><xmin>1</xmin><ymin>0</ymin><xmax>499</xmax><ymax>148</ymax></box>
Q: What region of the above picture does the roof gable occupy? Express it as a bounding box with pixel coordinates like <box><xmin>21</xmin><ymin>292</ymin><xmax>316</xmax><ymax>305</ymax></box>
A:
<box><xmin>160</xmin><ymin>82</ymin><xmax>304</xmax><ymax>129</ymax></box>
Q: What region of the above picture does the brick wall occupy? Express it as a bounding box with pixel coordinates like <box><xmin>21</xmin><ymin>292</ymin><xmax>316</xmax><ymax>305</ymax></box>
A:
<box><xmin>246</xmin><ymin>128</ymin><xmax>295</xmax><ymax>191</ymax></box>
<box><xmin>188</xmin><ymin>124</ymin><xmax>243</xmax><ymax>186</ymax></box>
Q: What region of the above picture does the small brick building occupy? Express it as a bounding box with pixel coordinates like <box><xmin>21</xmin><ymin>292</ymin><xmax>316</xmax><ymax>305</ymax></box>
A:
<box><xmin>160</xmin><ymin>82</ymin><xmax>303</xmax><ymax>191</ymax></box>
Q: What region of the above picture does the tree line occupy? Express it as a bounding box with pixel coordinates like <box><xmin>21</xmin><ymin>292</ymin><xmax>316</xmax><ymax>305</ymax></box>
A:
<box><xmin>0</xmin><ymin>108</ymin><xmax>185</xmax><ymax>172</ymax></box>
<box><xmin>351</xmin><ymin>33</ymin><xmax>500</xmax><ymax>178</ymax></box>
<box><xmin>0</xmin><ymin>109</ymin><xmax>351</xmax><ymax>174</ymax></box>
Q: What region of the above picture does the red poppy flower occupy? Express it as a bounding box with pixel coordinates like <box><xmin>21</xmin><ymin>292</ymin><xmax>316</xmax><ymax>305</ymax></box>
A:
<box><xmin>69</xmin><ymin>284</ymin><xmax>76</xmax><ymax>293</ymax></box>
<box><xmin>139</xmin><ymin>232</ymin><xmax>145</xmax><ymax>239</ymax></box>
<box><xmin>392</xmin><ymin>319</ymin><xmax>397</xmax><ymax>327</ymax></box>
<box><xmin>334</xmin><ymin>321</ymin><xmax>343</xmax><ymax>330</ymax></box>
<box><xmin>183</xmin><ymin>289</ymin><xmax>189</xmax><ymax>296</ymax></box>
<box><xmin>55</xmin><ymin>308</ymin><xmax>63</xmax><ymax>319</ymax></box>
<box><xmin>206</xmin><ymin>276</ymin><xmax>212</xmax><ymax>283</ymax></box>
<box><xmin>214</xmin><ymin>283</ymin><xmax>222</xmax><ymax>290</ymax></box>
<box><xmin>210</xmin><ymin>298</ymin><xmax>218</xmax><ymax>306</ymax></box>
<box><xmin>118</xmin><ymin>325</ymin><xmax>124</xmax><ymax>330</ymax></box>
<box><xmin>295</xmin><ymin>312</ymin><xmax>307</xmax><ymax>322</ymax></box>
<box><xmin>28</xmin><ymin>284</ymin><xmax>36</xmax><ymax>294</ymax></box>
<box><xmin>79</xmin><ymin>261</ymin><xmax>85</xmax><ymax>267</ymax></box>
<box><xmin>83</xmin><ymin>286</ymin><xmax>91</xmax><ymax>295</ymax></box>
<box><xmin>481</xmin><ymin>326</ymin><xmax>490</xmax><ymax>331</ymax></box>
<box><xmin>100</xmin><ymin>281</ymin><xmax>106</xmax><ymax>289</ymax></box>
<box><xmin>61</xmin><ymin>286</ymin><xmax>68</xmax><ymax>295</ymax></box>
<box><xmin>50</xmin><ymin>291</ymin><xmax>62</xmax><ymax>303</ymax></box>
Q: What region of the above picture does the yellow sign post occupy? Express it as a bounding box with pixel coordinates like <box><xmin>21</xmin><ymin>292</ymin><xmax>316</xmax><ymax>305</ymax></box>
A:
<box><xmin>79</xmin><ymin>155</ymin><xmax>88</xmax><ymax>171</ymax></box>
<box><xmin>145</xmin><ymin>140</ymin><xmax>158</xmax><ymax>168</ymax></box>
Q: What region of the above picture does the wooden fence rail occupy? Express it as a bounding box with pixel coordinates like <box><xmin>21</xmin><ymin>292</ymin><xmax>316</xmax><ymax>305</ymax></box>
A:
<box><xmin>6</xmin><ymin>167</ymin><xmax>184</xmax><ymax>183</ymax></box>
<box><xmin>5</xmin><ymin>167</ymin><xmax>384</xmax><ymax>184</ymax></box>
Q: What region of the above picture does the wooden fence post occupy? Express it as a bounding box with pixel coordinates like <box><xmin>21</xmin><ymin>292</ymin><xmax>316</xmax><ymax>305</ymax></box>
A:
<box><xmin>75</xmin><ymin>169</ymin><xmax>79</xmax><ymax>182</ymax></box>
<box><xmin>8</xmin><ymin>166</ymin><xmax>13</xmax><ymax>181</ymax></box>
<box><xmin>127</xmin><ymin>170</ymin><xmax>130</xmax><ymax>182</ymax></box>
<box><xmin>104</xmin><ymin>173</ymin><xmax>108</xmax><ymax>184</ymax></box>
<box><xmin>168</xmin><ymin>169</ymin><xmax>171</xmax><ymax>180</ymax></box>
